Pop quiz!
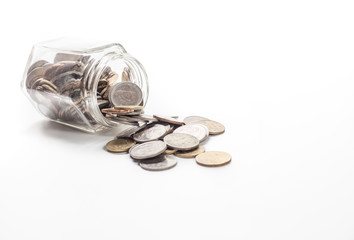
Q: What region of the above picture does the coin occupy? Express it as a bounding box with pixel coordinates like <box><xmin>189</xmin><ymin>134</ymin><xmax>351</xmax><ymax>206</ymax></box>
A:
<box><xmin>195</xmin><ymin>151</ymin><xmax>231</xmax><ymax>167</ymax></box>
<box><xmin>101</xmin><ymin>107</ymin><xmax>119</xmax><ymax>114</ymax></box>
<box><xmin>116</xmin><ymin>109</ymin><xmax>134</xmax><ymax>114</ymax></box>
<box><xmin>129</xmin><ymin>140</ymin><xmax>167</xmax><ymax>160</ymax></box>
<box><xmin>134</xmin><ymin>114</ymin><xmax>158</xmax><ymax>122</ymax></box>
<box><xmin>153</xmin><ymin>114</ymin><xmax>184</xmax><ymax>125</ymax></box>
<box><xmin>107</xmin><ymin>72</ymin><xmax>118</xmax><ymax>85</ymax></box>
<box><xmin>108</xmin><ymin>82</ymin><xmax>142</xmax><ymax>106</ymax></box>
<box><xmin>163</xmin><ymin>133</ymin><xmax>199</xmax><ymax>150</ymax></box>
<box><xmin>41</xmin><ymin>84</ymin><xmax>57</xmax><ymax>94</ymax></box>
<box><xmin>97</xmin><ymin>99</ymin><xmax>109</xmax><ymax>108</ymax></box>
<box><xmin>121</xmin><ymin>67</ymin><xmax>130</xmax><ymax>82</ymax></box>
<box><xmin>51</xmin><ymin>61</ymin><xmax>83</xmax><ymax>76</ymax></box>
<box><xmin>116</xmin><ymin>122</ymin><xmax>148</xmax><ymax>138</ymax></box>
<box><xmin>183</xmin><ymin>116</ymin><xmax>209</xmax><ymax>124</ymax></box>
<box><xmin>105</xmin><ymin>137</ymin><xmax>136</xmax><ymax>153</ymax></box>
<box><xmin>27</xmin><ymin>65</ymin><xmax>48</xmax><ymax>88</ymax></box>
<box><xmin>106</xmin><ymin>115</ymin><xmax>140</xmax><ymax>126</ymax></box>
<box><xmin>31</xmin><ymin>78</ymin><xmax>58</xmax><ymax>91</ymax></box>
<box><xmin>27</xmin><ymin>60</ymin><xmax>48</xmax><ymax>74</ymax></box>
<box><xmin>173</xmin><ymin>124</ymin><xmax>209</xmax><ymax>142</ymax></box>
<box><xmin>114</xmin><ymin>105</ymin><xmax>143</xmax><ymax>111</ymax></box>
<box><xmin>175</xmin><ymin>145</ymin><xmax>205</xmax><ymax>158</ymax></box>
<box><xmin>139</xmin><ymin>155</ymin><xmax>177</xmax><ymax>171</ymax></box>
<box><xmin>133</xmin><ymin>123</ymin><xmax>170</xmax><ymax>142</ymax></box>
<box><xmin>164</xmin><ymin>148</ymin><xmax>177</xmax><ymax>155</ymax></box>
<box><xmin>193</xmin><ymin>120</ymin><xmax>225</xmax><ymax>135</ymax></box>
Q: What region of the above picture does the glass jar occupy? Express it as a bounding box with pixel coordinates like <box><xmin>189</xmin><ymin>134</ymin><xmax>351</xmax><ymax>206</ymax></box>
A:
<box><xmin>21</xmin><ymin>38</ymin><xmax>149</xmax><ymax>133</ymax></box>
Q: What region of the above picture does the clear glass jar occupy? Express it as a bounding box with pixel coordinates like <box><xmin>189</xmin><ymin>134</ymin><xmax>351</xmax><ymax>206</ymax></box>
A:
<box><xmin>21</xmin><ymin>38</ymin><xmax>149</xmax><ymax>133</ymax></box>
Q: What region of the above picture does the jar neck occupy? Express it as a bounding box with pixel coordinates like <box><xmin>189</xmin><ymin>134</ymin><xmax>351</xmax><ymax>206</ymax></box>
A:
<box><xmin>86</xmin><ymin>51</ymin><xmax>149</xmax><ymax>127</ymax></box>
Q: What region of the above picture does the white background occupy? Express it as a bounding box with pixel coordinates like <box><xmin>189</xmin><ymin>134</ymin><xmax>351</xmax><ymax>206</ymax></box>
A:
<box><xmin>0</xmin><ymin>0</ymin><xmax>354</xmax><ymax>239</ymax></box>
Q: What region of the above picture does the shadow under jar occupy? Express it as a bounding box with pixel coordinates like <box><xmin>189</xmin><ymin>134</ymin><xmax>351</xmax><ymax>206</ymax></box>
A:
<box><xmin>21</xmin><ymin>38</ymin><xmax>149</xmax><ymax>133</ymax></box>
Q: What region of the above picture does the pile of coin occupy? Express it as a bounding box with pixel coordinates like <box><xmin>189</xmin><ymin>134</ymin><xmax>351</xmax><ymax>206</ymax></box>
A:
<box><xmin>26</xmin><ymin>53</ymin><xmax>231</xmax><ymax>170</ymax></box>
<box><xmin>105</xmin><ymin>114</ymin><xmax>231</xmax><ymax>171</ymax></box>
<box><xmin>25</xmin><ymin>53</ymin><xmax>140</xmax><ymax>128</ymax></box>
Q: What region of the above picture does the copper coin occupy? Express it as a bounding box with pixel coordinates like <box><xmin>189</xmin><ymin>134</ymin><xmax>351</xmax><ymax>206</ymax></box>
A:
<box><xmin>116</xmin><ymin>109</ymin><xmax>134</xmax><ymax>114</ymax></box>
<box><xmin>105</xmin><ymin>137</ymin><xmax>136</xmax><ymax>153</ymax></box>
<box><xmin>101</xmin><ymin>107</ymin><xmax>119</xmax><ymax>114</ymax></box>
<box><xmin>193</xmin><ymin>120</ymin><xmax>225</xmax><ymax>135</ymax></box>
<box><xmin>175</xmin><ymin>145</ymin><xmax>205</xmax><ymax>158</ymax></box>
<box><xmin>107</xmin><ymin>72</ymin><xmax>118</xmax><ymax>85</ymax></box>
<box><xmin>195</xmin><ymin>151</ymin><xmax>231</xmax><ymax>167</ymax></box>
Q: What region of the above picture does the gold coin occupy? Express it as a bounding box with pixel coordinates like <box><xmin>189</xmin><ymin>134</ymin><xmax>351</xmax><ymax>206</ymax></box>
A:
<box><xmin>114</xmin><ymin>105</ymin><xmax>143</xmax><ymax>111</ymax></box>
<box><xmin>101</xmin><ymin>107</ymin><xmax>118</xmax><ymax>114</ymax></box>
<box><xmin>195</xmin><ymin>151</ymin><xmax>231</xmax><ymax>167</ymax></box>
<box><xmin>164</xmin><ymin>148</ymin><xmax>177</xmax><ymax>155</ymax></box>
<box><xmin>175</xmin><ymin>145</ymin><xmax>205</xmax><ymax>158</ymax></box>
<box><xmin>194</xmin><ymin>120</ymin><xmax>225</xmax><ymax>135</ymax></box>
<box><xmin>116</xmin><ymin>109</ymin><xmax>134</xmax><ymax>114</ymax></box>
<box><xmin>106</xmin><ymin>137</ymin><xmax>136</xmax><ymax>153</ymax></box>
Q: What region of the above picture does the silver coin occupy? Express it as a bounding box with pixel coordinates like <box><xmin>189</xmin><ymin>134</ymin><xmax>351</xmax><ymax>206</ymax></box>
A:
<box><xmin>27</xmin><ymin>65</ymin><xmax>49</xmax><ymax>88</ymax></box>
<box><xmin>108</xmin><ymin>82</ymin><xmax>142</xmax><ymax>106</ymax></box>
<box><xmin>115</xmin><ymin>123</ymin><xmax>146</xmax><ymax>138</ymax></box>
<box><xmin>134</xmin><ymin>114</ymin><xmax>158</xmax><ymax>122</ymax></box>
<box><xmin>129</xmin><ymin>140</ymin><xmax>167</xmax><ymax>160</ymax></box>
<box><xmin>105</xmin><ymin>114</ymin><xmax>140</xmax><ymax>126</ymax></box>
<box><xmin>114</xmin><ymin>115</ymin><xmax>147</xmax><ymax>123</ymax></box>
<box><xmin>133</xmin><ymin>123</ymin><xmax>170</xmax><ymax>142</ymax></box>
<box><xmin>153</xmin><ymin>114</ymin><xmax>184</xmax><ymax>125</ymax></box>
<box><xmin>183</xmin><ymin>116</ymin><xmax>209</xmax><ymax>124</ymax></box>
<box><xmin>173</xmin><ymin>124</ymin><xmax>209</xmax><ymax>142</ymax></box>
<box><xmin>27</xmin><ymin>60</ymin><xmax>48</xmax><ymax>74</ymax></box>
<box><xmin>163</xmin><ymin>133</ymin><xmax>199</xmax><ymax>150</ymax></box>
<box><xmin>139</xmin><ymin>155</ymin><xmax>178</xmax><ymax>171</ymax></box>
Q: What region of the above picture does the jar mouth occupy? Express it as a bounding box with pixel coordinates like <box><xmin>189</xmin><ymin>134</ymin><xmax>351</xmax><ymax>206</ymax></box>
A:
<box><xmin>89</xmin><ymin>52</ymin><xmax>149</xmax><ymax>127</ymax></box>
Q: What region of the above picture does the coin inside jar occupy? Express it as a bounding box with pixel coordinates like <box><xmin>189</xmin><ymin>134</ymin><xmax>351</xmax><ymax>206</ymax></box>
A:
<box><xmin>108</xmin><ymin>82</ymin><xmax>143</xmax><ymax>106</ymax></box>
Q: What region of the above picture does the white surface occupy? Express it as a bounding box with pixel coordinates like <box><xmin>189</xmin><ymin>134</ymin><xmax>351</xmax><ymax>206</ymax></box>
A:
<box><xmin>1</xmin><ymin>0</ymin><xmax>354</xmax><ymax>239</ymax></box>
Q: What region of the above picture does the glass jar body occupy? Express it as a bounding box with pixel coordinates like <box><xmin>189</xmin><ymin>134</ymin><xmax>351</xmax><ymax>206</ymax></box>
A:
<box><xmin>21</xmin><ymin>38</ymin><xmax>149</xmax><ymax>133</ymax></box>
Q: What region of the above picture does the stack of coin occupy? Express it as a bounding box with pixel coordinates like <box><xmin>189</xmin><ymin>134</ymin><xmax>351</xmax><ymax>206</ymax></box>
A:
<box><xmin>105</xmin><ymin>114</ymin><xmax>231</xmax><ymax>171</ymax></box>
<box><xmin>25</xmin><ymin>53</ymin><xmax>143</xmax><ymax>128</ymax></box>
